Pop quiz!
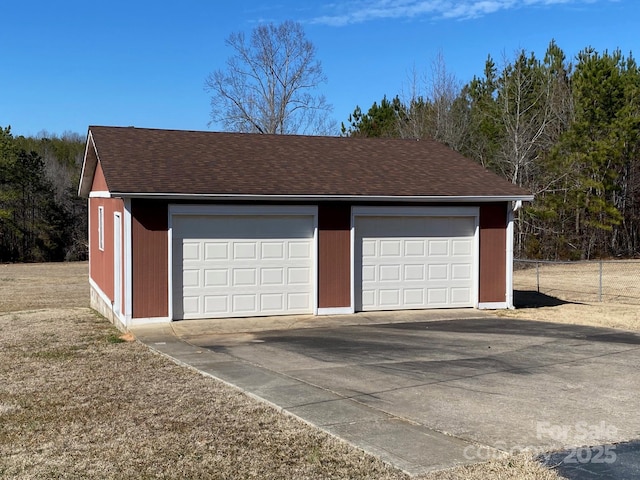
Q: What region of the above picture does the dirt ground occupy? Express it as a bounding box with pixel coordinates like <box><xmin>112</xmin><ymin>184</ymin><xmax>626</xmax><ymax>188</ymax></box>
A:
<box><xmin>0</xmin><ymin>262</ymin><xmax>572</xmax><ymax>479</ymax></box>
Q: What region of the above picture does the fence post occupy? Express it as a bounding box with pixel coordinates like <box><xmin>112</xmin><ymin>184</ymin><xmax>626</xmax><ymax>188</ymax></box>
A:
<box><xmin>536</xmin><ymin>262</ymin><xmax>540</xmax><ymax>293</ymax></box>
<box><xmin>599</xmin><ymin>260</ymin><xmax>603</xmax><ymax>302</ymax></box>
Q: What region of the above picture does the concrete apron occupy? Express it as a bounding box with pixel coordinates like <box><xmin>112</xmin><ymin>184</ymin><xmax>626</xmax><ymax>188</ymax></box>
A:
<box><xmin>131</xmin><ymin>309</ymin><xmax>640</xmax><ymax>477</ymax></box>
<box><xmin>132</xmin><ymin>310</ymin><xmax>492</xmax><ymax>476</ymax></box>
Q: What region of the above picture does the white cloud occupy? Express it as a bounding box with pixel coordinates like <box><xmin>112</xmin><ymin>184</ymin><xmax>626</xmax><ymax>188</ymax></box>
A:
<box><xmin>311</xmin><ymin>0</ymin><xmax>610</xmax><ymax>25</ymax></box>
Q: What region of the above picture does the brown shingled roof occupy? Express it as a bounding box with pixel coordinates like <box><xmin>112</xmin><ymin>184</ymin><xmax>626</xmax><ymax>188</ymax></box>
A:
<box><xmin>80</xmin><ymin>126</ymin><xmax>532</xmax><ymax>199</ymax></box>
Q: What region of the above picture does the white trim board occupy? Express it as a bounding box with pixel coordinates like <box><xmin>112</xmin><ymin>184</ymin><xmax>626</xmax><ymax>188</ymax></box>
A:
<box><xmin>506</xmin><ymin>202</ymin><xmax>516</xmax><ymax>309</ymax></box>
<box><xmin>124</xmin><ymin>198</ymin><xmax>133</xmax><ymax>325</ymax></box>
<box><xmin>89</xmin><ymin>191</ymin><xmax>111</xmax><ymax>198</ymax></box>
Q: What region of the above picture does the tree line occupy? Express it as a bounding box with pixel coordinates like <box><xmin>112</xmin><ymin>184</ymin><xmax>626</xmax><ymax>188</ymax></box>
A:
<box><xmin>342</xmin><ymin>42</ymin><xmax>640</xmax><ymax>260</ymax></box>
<box><xmin>3</xmin><ymin>25</ymin><xmax>638</xmax><ymax>263</ymax></box>
<box><xmin>0</xmin><ymin>127</ymin><xmax>86</xmax><ymax>262</ymax></box>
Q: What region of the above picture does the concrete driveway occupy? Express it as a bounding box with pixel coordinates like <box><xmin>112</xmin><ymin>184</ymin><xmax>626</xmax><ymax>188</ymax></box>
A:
<box><xmin>132</xmin><ymin>309</ymin><xmax>640</xmax><ymax>476</ymax></box>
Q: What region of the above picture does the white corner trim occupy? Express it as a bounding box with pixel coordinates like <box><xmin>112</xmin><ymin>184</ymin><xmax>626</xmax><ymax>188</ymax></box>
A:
<box><xmin>312</xmin><ymin>215</ymin><xmax>319</xmax><ymax>317</ymax></box>
<box><xmin>317</xmin><ymin>307</ymin><xmax>354</xmax><ymax>315</ymax></box>
<box><xmin>506</xmin><ymin>203</ymin><xmax>516</xmax><ymax>309</ymax></box>
<box><xmin>478</xmin><ymin>302</ymin><xmax>508</xmax><ymax>310</ymax></box>
<box><xmin>167</xmin><ymin>208</ymin><xmax>174</xmax><ymax>323</ymax></box>
<box><xmin>129</xmin><ymin>316</ymin><xmax>172</xmax><ymax>326</ymax></box>
<box><xmin>349</xmin><ymin>217</ymin><xmax>356</xmax><ymax>314</ymax></box>
<box><xmin>124</xmin><ymin>198</ymin><xmax>133</xmax><ymax>325</ymax></box>
<box><xmin>89</xmin><ymin>191</ymin><xmax>111</xmax><ymax>198</ymax></box>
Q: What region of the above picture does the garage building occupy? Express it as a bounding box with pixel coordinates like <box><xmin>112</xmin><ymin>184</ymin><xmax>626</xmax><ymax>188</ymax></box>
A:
<box><xmin>78</xmin><ymin>126</ymin><xmax>533</xmax><ymax>329</ymax></box>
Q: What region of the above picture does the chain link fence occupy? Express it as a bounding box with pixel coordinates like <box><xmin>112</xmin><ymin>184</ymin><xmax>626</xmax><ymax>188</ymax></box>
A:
<box><xmin>514</xmin><ymin>259</ymin><xmax>640</xmax><ymax>304</ymax></box>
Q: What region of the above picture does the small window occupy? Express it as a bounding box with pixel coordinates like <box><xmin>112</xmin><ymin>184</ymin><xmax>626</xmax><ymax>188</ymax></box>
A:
<box><xmin>98</xmin><ymin>206</ymin><xmax>104</xmax><ymax>251</ymax></box>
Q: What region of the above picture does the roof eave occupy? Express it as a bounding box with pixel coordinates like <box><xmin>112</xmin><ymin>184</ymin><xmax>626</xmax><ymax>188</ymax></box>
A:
<box><xmin>78</xmin><ymin>130</ymin><xmax>99</xmax><ymax>198</ymax></box>
<box><xmin>107</xmin><ymin>192</ymin><xmax>535</xmax><ymax>203</ymax></box>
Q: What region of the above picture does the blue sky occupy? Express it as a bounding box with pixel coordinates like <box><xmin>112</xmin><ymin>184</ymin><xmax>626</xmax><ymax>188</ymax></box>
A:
<box><xmin>1</xmin><ymin>0</ymin><xmax>636</xmax><ymax>137</ymax></box>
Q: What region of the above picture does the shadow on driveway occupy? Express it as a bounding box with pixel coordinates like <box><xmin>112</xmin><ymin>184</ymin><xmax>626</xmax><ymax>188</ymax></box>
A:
<box><xmin>539</xmin><ymin>440</ymin><xmax>640</xmax><ymax>479</ymax></box>
<box><xmin>199</xmin><ymin>316</ymin><xmax>640</xmax><ymax>451</ymax></box>
<box><xmin>135</xmin><ymin>312</ymin><xmax>640</xmax><ymax>476</ymax></box>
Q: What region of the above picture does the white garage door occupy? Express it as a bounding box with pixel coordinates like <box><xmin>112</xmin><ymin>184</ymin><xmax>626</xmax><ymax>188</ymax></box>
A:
<box><xmin>355</xmin><ymin>216</ymin><xmax>476</xmax><ymax>311</ymax></box>
<box><xmin>172</xmin><ymin>214</ymin><xmax>315</xmax><ymax>319</ymax></box>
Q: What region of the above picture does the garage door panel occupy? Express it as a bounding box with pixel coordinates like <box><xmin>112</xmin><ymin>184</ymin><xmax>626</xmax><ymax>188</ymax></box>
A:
<box><xmin>288</xmin><ymin>267</ymin><xmax>311</xmax><ymax>284</ymax></box>
<box><xmin>404</xmin><ymin>288</ymin><xmax>424</xmax><ymax>305</ymax></box>
<box><xmin>362</xmin><ymin>289</ymin><xmax>375</xmax><ymax>307</ymax></box>
<box><xmin>288</xmin><ymin>241</ymin><xmax>311</xmax><ymax>259</ymax></box>
<box><xmin>380</xmin><ymin>240</ymin><xmax>401</xmax><ymax>257</ymax></box>
<box><xmin>452</xmin><ymin>264</ymin><xmax>472</xmax><ymax>280</ymax></box>
<box><xmin>205</xmin><ymin>243</ymin><xmax>228</xmax><ymax>260</ymax></box>
<box><xmin>288</xmin><ymin>292</ymin><xmax>311</xmax><ymax>310</ymax></box>
<box><xmin>204</xmin><ymin>295</ymin><xmax>227</xmax><ymax>313</ymax></box>
<box><xmin>261</xmin><ymin>268</ymin><xmax>284</xmax><ymax>285</ymax></box>
<box><xmin>451</xmin><ymin>288</ymin><xmax>471</xmax><ymax>303</ymax></box>
<box><xmin>183</xmin><ymin>242</ymin><xmax>201</xmax><ymax>260</ymax></box>
<box><xmin>380</xmin><ymin>264</ymin><xmax>401</xmax><ymax>281</ymax></box>
<box><xmin>404</xmin><ymin>265</ymin><xmax>425</xmax><ymax>281</ymax></box>
<box><xmin>427</xmin><ymin>288</ymin><xmax>447</xmax><ymax>304</ymax></box>
<box><xmin>233</xmin><ymin>294</ymin><xmax>257</xmax><ymax>312</ymax></box>
<box><xmin>452</xmin><ymin>239</ymin><xmax>472</xmax><ymax>256</ymax></box>
<box><xmin>233</xmin><ymin>268</ymin><xmax>257</xmax><ymax>286</ymax></box>
<box><xmin>362</xmin><ymin>240</ymin><xmax>376</xmax><ymax>257</ymax></box>
<box><xmin>183</xmin><ymin>270</ymin><xmax>200</xmax><ymax>287</ymax></box>
<box><xmin>234</xmin><ymin>242</ymin><xmax>257</xmax><ymax>260</ymax></box>
<box><xmin>261</xmin><ymin>293</ymin><xmax>284</xmax><ymax>311</ymax></box>
<box><xmin>405</xmin><ymin>240</ymin><xmax>426</xmax><ymax>256</ymax></box>
<box><xmin>362</xmin><ymin>265</ymin><xmax>376</xmax><ymax>282</ymax></box>
<box><xmin>262</xmin><ymin>242</ymin><xmax>285</xmax><ymax>259</ymax></box>
<box><xmin>183</xmin><ymin>296</ymin><xmax>201</xmax><ymax>315</ymax></box>
<box><xmin>379</xmin><ymin>289</ymin><xmax>400</xmax><ymax>307</ymax></box>
<box><xmin>205</xmin><ymin>269</ymin><xmax>228</xmax><ymax>287</ymax></box>
<box><xmin>356</xmin><ymin>215</ymin><xmax>475</xmax><ymax>311</ymax></box>
<box><xmin>428</xmin><ymin>240</ymin><xmax>449</xmax><ymax>256</ymax></box>
<box><xmin>173</xmin><ymin>214</ymin><xmax>314</xmax><ymax>319</ymax></box>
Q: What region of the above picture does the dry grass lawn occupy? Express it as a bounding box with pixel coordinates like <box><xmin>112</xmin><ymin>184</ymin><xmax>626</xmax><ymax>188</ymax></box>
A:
<box><xmin>503</xmin><ymin>261</ymin><xmax>640</xmax><ymax>331</ymax></box>
<box><xmin>1</xmin><ymin>262</ymin><xmax>565</xmax><ymax>479</ymax></box>
<box><xmin>514</xmin><ymin>260</ymin><xmax>640</xmax><ymax>305</ymax></box>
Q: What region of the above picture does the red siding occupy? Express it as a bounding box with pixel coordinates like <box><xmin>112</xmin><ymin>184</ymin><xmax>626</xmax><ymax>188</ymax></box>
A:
<box><xmin>89</xmin><ymin>197</ymin><xmax>124</xmax><ymax>302</ymax></box>
<box><xmin>318</xmin><ymin>204</ymin><xmax>351</xmax><ymax>308</ymax></box>
<box><xmin>131</xmin><ymin>200</ymin><xmax>169</xmax><ymax>318</ymax></box>
<box><xmin>479</xmin><ymin>203</ymin><xmax>508</xmax><ymax>303</ymax></box>
<box><xmin>91</xmin><ymin>161</ymin><xmax>109</xmax><ymax>191</ymax></box>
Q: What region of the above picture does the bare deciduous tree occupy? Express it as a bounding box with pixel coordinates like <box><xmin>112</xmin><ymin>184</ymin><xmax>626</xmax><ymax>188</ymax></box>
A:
<box><xmin>396</xmin><ymin>53</ymin><xmax>467</xmax><ymax>148</ymax></box>
<box><xmin>205</xmin><ymin>20</ymin><xmax>335</xmax><ymax>135</ymax></box>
